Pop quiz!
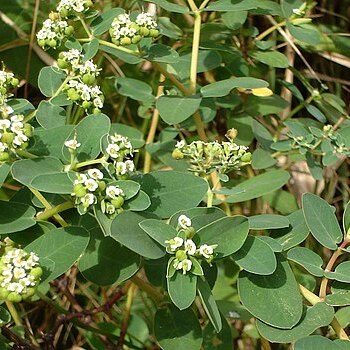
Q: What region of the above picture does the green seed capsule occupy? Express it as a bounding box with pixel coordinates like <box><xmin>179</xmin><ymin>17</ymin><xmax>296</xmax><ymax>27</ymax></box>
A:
<box><xmin>30</xmin><ymin>267</ymin><xmax>43</xmax><ymax>279</ymax></box>
<box><xmin>184</xmin><ymin>227</ymin><xmax>196</xmax><ymax>239</ymax></box>
<box><xmin>92</xmin><ymin>108</ymin><xmax>100</xmax><ymax>114</ymax></box>
<box><xmin>7</xmin><ymin>292</ymin><xmax>22</xmax><ymax>303</ymax></box>
<box><xmin>59</xmin><ymin>8</ymin><xmax>68</xmax><ymax>18</ymax></box>
<box><xmin>74</xmin><ymin>184</ymin><xmax>87</xmax><ymax>198</ymax></box>
<box><xmin>47</xmin><ymin>39</ymin><xmax>57</xmax><ymax>48</ymax></box>
<box><xmin>11</xmin><ymin>78</ymin><xmax>19</xmax><ymax>87</ymax></box>
<box><xmin>57</xmin><ymin>58</ymin><xmax>69</xmax><ymax>69</ymax></box>
<box><xmin>175</xmin><ymin>250</ymin><xmax>187</xmax><ymax>261</ymax></box>
<box><xmin>149</xmin><ymin>29</ymin><xmax>159</xmax><ymax>38</ymax></box>
<box><xmin>111</xmin><ymin>38</ymin><xmax>120</xmax><ymax>46</ymax></box>
<box><xmin>172</xmin><ymin>149</ymin><xmax>184</xmax><ymax>160</ymax></box>
<box><xmin>65</xmin><ymin>26</ymin><xmax>74</xmax><ymax>36</ymax></box>
<box><xmin>24</xmin><ymin>288</ymin><xmax>36</xmax><ymax>298</ymax></box>
<box><xmin>82</xmin><ymin>100</ymin><xmax>92</xmax><ymax>110</ymax></box>
<box><xmin>131</xmin><ymin>35</ymin><xmax>142</xmax><ymax>44</ymax></box>
<box><xmin>139</xmin><ymin>27</ymin><xmax>150</xmax><ymax>37</ymax></box>
<box><xmin>0</xmin><ymin>152</ymin><xmax>9</xmax><ymax>162</ymax></box>
<box><xmin>24</xmin><ymin>124</ymin><xmax>33</xmax><ymax>137</ymax></box>
<box><xmin>82</xmin><ymin>73</ymin><xmax>95</xmax><ymax>85</ymax></box>
<box><xmin>241</xmin><ymin>152</ymin><xmax>252</xmax><ymax>162</ymax></box>
<box><xmin>2</xmin><ymin>132</ymin><xmax>14</xmax><ymax>145</ymax></box>
<box><xmin>0</xmin><ymin>290</ymin><xmax>9</xmax><ymax>300</ymax></box>
<box><xmin>38</xmin><ymin>39</ymin><xmax>47</xmax><ymax>48</ymax></box>
<box><xmin>98</xmin><ymin>181</ymin><xmax>106</xmax><ymax>192</ymax></box>
<box><xmin>111</xmin><ymin>196</ymin><xmax>124</xmax><ymax>209</ymax></box>
<box><xmin>21</xmin><ymin>142</ymin><xmax>29</xmax><ymax>150</ymax></box>
<box><xmin>67</xmin><ymin>88</ymin><xmax>80</xmax><ymax>101</ymax></box>
<box><xmin>120</xmin><ymin>37</ymin><xmax>132</xmax><ymax>46</ymax></box>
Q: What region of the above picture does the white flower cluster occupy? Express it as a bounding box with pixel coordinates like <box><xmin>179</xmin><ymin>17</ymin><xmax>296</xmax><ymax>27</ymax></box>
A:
<box><xmin>109</xmin><ymin>12</ymin><xmax>159</xmax><ymax>46</ymax></box>
<box><xmin>71</xmin><ymin>168</ymin><xmax>125</xmax><ymax>217</ymax></box>
<box><xmin>0</xmin><ymin>70</ymin><xmax>19</xmax><ymax>106</ymax></box>
<box><xmin>165</xmin><ymin>215</ymin><xmax>217</xmax><ymax>275</ymax></box>
<box><xmin>173</xmin><ymin>136</ymin><xmax>252</xmax><ymax>174</ymax></box>
<box><xmin>105</xmin><ymin>133</ymin><xmax>135</xmax><ymax>178</ymax></box>
<box><xmin>0</xmin><ymin>113</ymin><xmax>33</xmax><ymax>162</ymax></box>
<box><xmin>0</xmin><ymin>247</ymin><xmax>42</xmax><ymax>302</ymax></box>
<box><xmin>57</xmin><ymin>49</ymin><xmax>104</xmax><ymax>113</ymax></box>
<box><xmin>57</xmin><ymin>0</ymin><xmax>93</xmax><ymax>17</ymax></box>
<box><xmin>36</xmin><ymin>17</ymin><xmax>73</xmax><ymax>49</ymax></box>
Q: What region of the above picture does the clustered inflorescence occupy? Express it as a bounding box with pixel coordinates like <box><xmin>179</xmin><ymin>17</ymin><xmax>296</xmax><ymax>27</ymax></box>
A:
<box><xmin>37</xmin><ymin>0</ymin><xmax>93</xmax><ymax>50</ymax></box>
<box><xmin>165</xmin><ymin>215</ymin><xmax>217</xmax><ymax>275</ymax></box>
<box><xmin>172</xmin><ymin>131</ymin><xmax>252</xmax><ymax>174</ymax></box>
<box><xmin>57</xmin><ymin>49</ymin><xmax>104</xmax><ymax>113</ymax></box>
<box><xmin>104</xmin><ymin>133</ymin><xmax>136</xmax><ymax>178</ymax></box>
<box><xmin>0</xmin><ymin>69</ymin><xmax>33</xmax><ymax>162</ymax></box>
<box><xmin>109</xmin><ymin>12</ymin><xmax>159</xmax><ymax>46</ymax></box>
<box><xmin>0</xmin><ymin>244</ymin><xmax>42</xmax><ymax>303</ymax></box>
<box><xmin>71</xmin><ymin>168</ymin><xmax>125</xmax><ymax>217</ymax></box>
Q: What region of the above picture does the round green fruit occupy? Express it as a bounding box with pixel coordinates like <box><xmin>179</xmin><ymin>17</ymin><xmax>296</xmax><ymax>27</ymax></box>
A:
<box><xmin>7</xmin><ymin>292</ymin><xmax>22</xmax><ymax>303</ymax></box>
<box><xmin>74</xmin><ymin>184</ymin><xmax>87</xmax><ymax>198</ymax></box>
<box><xmin>30</xmin><ymin>267</ymin><xmax>43</xmax><ymax>279</ymax></box>
<box><xmin>0</xmin><ymin>152</ymin><xmax>9</xmax><ymax>162</ymax></box>
<box><xmin>120</xmin><ymin>37</ymin><xmax>132</xmax><ymax>46</ymax></box>
<box><xmin>111</xmin><ymin>196</ymin><xmax>124</xmax><ymax>209</ymax></box>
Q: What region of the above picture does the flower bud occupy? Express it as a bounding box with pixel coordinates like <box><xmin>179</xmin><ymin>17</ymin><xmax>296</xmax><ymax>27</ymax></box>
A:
<box><xmin>49</xmin><ymin>11</ymin><xmax>60</xmax><ymax>21</ymax></box>
<box><xmin>30</xmin><ymin>266</ymin><xmax>43</xmax><ymax>279</ymax></box>
<box><xmin>225</xmin><ymin>128</ymin><xmax>238</xmax><ymax>140</ymax></box>
<box><xmin>139</xmin><ymin>27</ymin><xmax>150</xmax><ymax>36</ymax></box>
<box><xmin>11</xmin><ymin>78</ymin><xmax>19</xmax><ymax>87</ymax></box>
<box><xmin>172</xmin><ymin>149</ymin><xmax>184</xmax><ymax>160</ymax></box>
<box><xmin>149</xmin><ymin>29</ymin><xmax>160</xmax><ymax>38</ymax></box>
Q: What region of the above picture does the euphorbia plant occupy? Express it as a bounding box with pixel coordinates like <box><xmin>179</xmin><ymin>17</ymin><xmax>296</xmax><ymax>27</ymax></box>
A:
<box><xmin>0</xmin><ymin>0</ymin><xmax>350</xmax><ymax>349</ymax></box>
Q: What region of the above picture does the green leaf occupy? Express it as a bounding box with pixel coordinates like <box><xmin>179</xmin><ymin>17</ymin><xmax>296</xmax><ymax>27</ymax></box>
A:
<box><xmin>145</xmin><ymin>0</ymin><xmax>190</xmax><ymax>14</ymax></box>
<box><xmin>250</xmin><ymin>51</ymin><xmax>289</xmax><ymax>68</ymax></box>
<box><xmin>99</xmin><ymin>44</ymin><xmax>142</xmax><ymax>65</ymax></box>
<box><xmin>111</xmin><ymin>211</ymin><xmax>165</xmax><ymax>259</ymax></box>
<box><xmin>246</xmin><ymin>95</ymin><xmax>288</xmax><ymax>116</ymax></box>
<box><xmin>227</xmin><ymin>170</ymin><xmax>290</xmax><ymax>203</ymax></box>
<box><xmin>36</xmin><ymin>101</ymin><xmax>66</xmax><ymax>128</ymax></box>
<box><xmin>325</xmin><ymin>261</ymin><xmax>350</xmax><ymax>283</ymax></box>
<box><xmin>139</xmin><ymin>171</ymin><xmax>208</xmax><ymax>218</ymax></box>
<box><xmin>91</xmin><ymin>8</ymin><xmax>124</xmax><ymax>35</ymax></box>
<box><xmin>30</xmin><ymin>171</ymin><xmax>74</xmax><ymax>194</ymax></box>
<box><xmin>222</xmin><ymin>10</ymin><xmax>248</xmax><ymax>30</ymax></box>
<box><xmin>197</xmin><ymin>277</ymin><xmax>222</xmax><ymax>332</ymax></box>
<box><xmin>63</xmin><ymin>113</ymin><xmax>111</xmax><ymax>163</ymax></box>
<box><xmin>0</xmin><ymin>163</ymin><xmax>10</xmax><ymax>187</ymax></box>
<box><xmin>113</xmin><ymin>180</ymin><xmax>140</xmax><ymax>200</ymax></box>
<box><xmin>263</xmin><ymin>190</ymin><xmax>299</xmax><ymax>215</ymax></box>
<box><xmin>115</xmin><ymin>77</ymin><xmax>154</xmax><ymax>102</ymax></box>
<box><xmin>343</xmin><ymin>200</ymin><xmax>350</xmax><ymax>234</ymax></box>
<box><xmin>287</xmin><ymin>247</ymin><xmax>324</xmax><ymax>277</ymax></box>
<box><xmin>0</xmin><ymin>201</ymin><xmax>36</xmax><ymax>234</ymax></box>
<box><xmin>271</xmin><ymin>210</ymin><xmax>309</xmax><ymax>250</ymax></box>
<box><xmin>38</xmin><ymin>67</ymin><xmax>66</xmax><ymax>97</ymax></box>
<box><xmin>202</xmin><ymin>313</ymin><xmax>233</xmax><ymax>350</ymax></box>
<box><xmin>139</xmin><ymin>219</ymin><xmax>178</xmax><ymax>247</ymax></box>
<box><xmin>78</xmin><ymin>228</ymin><xmax>140</xmax><ymax>285</ymax></box>
<box><xmin>248</xmin><ymin>214</ymin><xmax>290</xmax><ymax>230</ymax></box>
<box><xmin>281</xmin><ymin>0</ymin><xmax>303</xmax><ymax>17</ymax></box>
<box><xmin>294</xmin><ymin>335</ymin><xmax>341</xmax><ymax>350</ymax></box>
<box><xmin>238</xmin><ymin>254</ymin><xmax>303</xmax><ymax>329</ymax></box>
<box><xmin>167</xmin><ymin>272</ymin><xmax>197</xmax><ymax>310</ymax></box>
<box><xmin>144</xmin><ymin>44</ymin><xmax>180</xmax><ymax>64</ymax></box>
<box><xmin>124</xmin><ymin>190</ymin><xmax>151</xmax><ymax>211</ymax></box>
<box><xmin>232</xmin><ymin>236</ymin><xmax>277</xmax><ymax>275</ymax></box>
<box><xmin>205</xmin><ymin>0</ymin><xmax>259</xmax><ymax>12</ymax></box>
<box><xmin>201</xmin><ymin>77</ymin><xmax>268</xmax><ymax>98</ymax></box>
<box><xmin>156</xmin><ymin>95</ymin><xmax>202</xmax><ymax>124</ymax></box>
<box><xmin>302</xmin><ymin>193</ymin><xmax>343</xmax><ymax>250</ymax></box>
<box><xmin>334</xmin><ymin>339</ymin><xmax>350</xmax><ymax>350</ymax></box>
<box><xmin>154</xmin><ymin>306</ymin><xmax>202</xmax><ymax>350</ymax></box>
<box><xmin>287</xmin><ymin>23</ymin><xmax>320</xmax><ymax>46</ymax></box>
<box><xmin>26</xmin><ymin>226</ymin><xmax>90</xmax><ymax>282</ymax></box>
<box><xmin>198</xmin><ymin>216</ymin><xmax>249</xmax><ymax>258</ymax></box>
<box><xmin>252</xmin><ymin>148</ymin><xmax>276</xmax><ymax>169</ymax></box>
<box><xmin>158</xmin><ymin>17</ymin><xmax>183</xmax><ymax>39</ymax></box>
<box><xmin>256</xmin><ymin>302</ymin><xmax>334</xmax><ymax>343</ymax></box>
<box><xmin>326</xmin><ymin>291</ymin><xmax>350</xmax><ymax>307</ymax></box>
<box><xmin>257</xmin><ymin>236</ymin><xmax>283</xmax><ymax>253</ymax></box>
<box><xmin>82</xmin><ymin>38</ymin><xmax>99</xmax><ymax>61</ymax></box>
<box><xmin>252</xmin><ymin>119</ymin><xmax>273</xmax><ymax>149</ymax></box>
<box><xmin>0</xmin><ymin>306</ymin><xmax>11</xmax><ymax>325</ymax></box>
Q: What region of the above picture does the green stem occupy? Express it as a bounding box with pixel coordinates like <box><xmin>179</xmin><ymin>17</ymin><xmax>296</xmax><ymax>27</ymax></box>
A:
<box><xmin>78</xmin><ymin>15</ymin><xmax>91</xmax><ymax>38</ymax></box>
<box><xmin>36</xmin><ymin>201</ymin><xmax>74</xmax><ymax>221</ymax></box>
<box><xmin>49</xmin><ymin>76</ymin><xmax>70</xmax><ymax>101</ymax></box>
<box><xmin>130</xmin><ymin>275</ymin><xmax>164</xmax><ymax>303</ymax></box>
<box><xmin>29</xmin><ymin>188</ymin><xmax>68</xmax><ymax>227</ymax></box>
<box><xmin>5</xmin><ymin>301</ymin><xmax>22</xmax><ymax>326</ymax></box>
<box><xmin>16</xmin><ymin>149</ymin><xmax>37</xmax><ymax>159</ymax></box>
<box><xmin>285</xmin><ymin>95</ymin><xmax>314</xmax><ymax>120</ymax></box>
<box><xmin>299</xmin><ymin>284</ymin><xmax>349</xmax><ymax>340</ymax></box>
<box><xmin>255</xmin><ymin>20</ymin><xmax>286</xmax><ymax>41</ymax></box>
<box><xmin>79</xmin><ymin>38</ymin><xmax>139</xmax><ymax>56</ymax></box>
<box><xmin>187</xmin><ymin>0</ymin><xmax>198</xmax><ymax>11</ymax></box>
<box><xmin>74</xmin><ymin>156</ymin><xmax>107</xmax><ymax>170</ymax></box>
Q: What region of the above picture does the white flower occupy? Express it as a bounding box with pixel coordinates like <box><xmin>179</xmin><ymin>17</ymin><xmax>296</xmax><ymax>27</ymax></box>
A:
<box><xmin>106</xmin><ymin>185</ymin><xmax>123</xmax><ymax>199</ymax></box>
<box><xmin>178</xmin><ymin>215</ymin><xmax>192</xmax><ymax>229</ymax></box>
<box><xmin>74</xmin><ymin>173</ymin><xmax>87</xmax><ymax>184</ymax></box>
<box><xmin>177</xmin><ymin>259</ymin><xmax>192</xmax><ymax>274</ymax></box>
<box><xmin>0</xmin><ymin>119</ymin><xmax>10</xmax><ymax>130</ymax></box>
<box><xmin>165</xmin><ymin>237</ymin><xmax>184</xmax><ymax>252</ymax></box>
<box><xmin>81</xmin><ymin>193</ymin><xmax>96</xmax><ymax>206</ymax></box>
<box><xmin>115</xmin><ymin>161</ymin><xmax>127</xmax><ymax>175</ymax></box>
<box><xmin>124</xmin><ymin>160</ymin><xmax>135</xmax><ymax>172</ymax></box>
<box><xmin>87</xmin><ymin>168</ymin><xmax>103</xmax><ymax>180</ymax></box>
<box><xmin>0</xmin><ymin>142</ymin><xmax>7</xmax><ymax>152</ymax></box>
<box><xmin>84</xmin><ymin>178</ymin><xmax>98</xmax><ymax>192</ymax></box>
<box><xmin>64</xmin><ymin>138</ymin><xmax>81</xmax><ymax>150</ymax></box>
<box><xmin>199</xmin><ymin>244</ymin><xmax>217</xmax><ymax>259</ymax></box>
<box><xmin>13</xmin><ymin>267</ymin><xmax>26</xmax><ymax>279</ymax></box>
<box><xmin>184</xmin><ymin>240</ymin><xmax>196</xmax><ymax>255</ymax></box>
<box><xmin>106</xmin><ymin>143</ymin><xmax>120</xmax><ymax>158</ymax></box>
<box><xmin>176</xmin><ymin>140</ymin><xmax>185</xmax><ymax>149</ymax></box>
